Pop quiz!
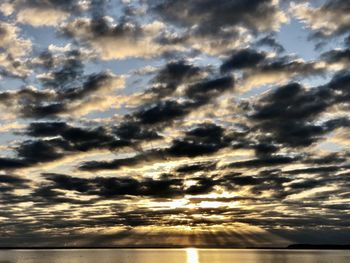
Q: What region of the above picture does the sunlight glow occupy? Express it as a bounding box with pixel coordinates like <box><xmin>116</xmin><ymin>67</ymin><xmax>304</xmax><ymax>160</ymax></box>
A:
<box><xmin>186</xmin><ymin>248</ymin><xmax>199</xmax><ymax>263</ymax></box>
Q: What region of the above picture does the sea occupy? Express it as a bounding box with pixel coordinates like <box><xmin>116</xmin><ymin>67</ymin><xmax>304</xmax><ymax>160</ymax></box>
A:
<box><xmin>0</xmin><ymin>248</ymin><xmax>349</xmax><ymax>263</ymax></box>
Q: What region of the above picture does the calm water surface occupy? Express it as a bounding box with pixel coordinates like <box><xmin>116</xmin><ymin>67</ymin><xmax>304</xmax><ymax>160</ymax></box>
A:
<box><xmin>0</xmin><ymin>248</ymin><xmax>349</xmax><ymax>263</ymax></box>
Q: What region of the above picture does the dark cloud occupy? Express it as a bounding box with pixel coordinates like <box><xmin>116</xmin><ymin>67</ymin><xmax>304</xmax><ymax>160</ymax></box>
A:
<box><xmin>61</xmin><ymin>126</ymin><xmax>128</xmax><ymax>151</ymax></box>
<box><xmin>0</xmin><ymin>88</ymin><xmax>53</xmax><ymax>111</ymax></box>
<box><xmin>186</xmin><ymin>77</ymin><xmax>234</xmax><ymax>101</ymax></box>
<box><xmin>175</xmin><ymin>161</ymin><xmax>217</xmax><ymax>174</ymax></box>
<box><xmin>168</xmin><ymin>123</ymin><xmax>226</xmax><ymax>157</ymax></box>
<box><xmin>133</xmin><ymin>100</ymin><xmax>189</xmax><ymax>125</ymax></box>
<box><xmin>0</xmin><ymin>70</ymin><xmax>120</xmax><ymax>118</ymax></box>
<box><xmin>60</xmin><ymin>72</ymin><xmax>115</xmax><ymax>100</ymax></box>
<box><xmin>220</xmin><ymin>49</ymin><xmax>266</xmax><ymax>72</ymax></box>
<box><xmin>185</xmin><ymin>177</ymin><xmax>215</xmax><ymax>195</ymax></box>
<box><xmin>255</xmin><ymin>34</ymin><xmax>285</xmax><ymax>53</ymax></box>
<box><xmin>254</xmin><ymin>55</ymin><xmax>325</xmax><ymax>78</ymax></box>
<box><xmin>40</xmin><ymin>173</ymin><xmax>196</xmax><ymax>198</ymax></box>
<box><xmin>0</xmin><ymin>158</ymin><xmax>29</xmax><ymax>169</ymax></box>
<box><xmin>0</xmin><ymin>121</ymin><xmax>152</xmax><ymax>169</ymax></box>
<box><xmin>79</xmin><ymin>150</ymin><xmax>164</xmax><ymax>171</ymax></box>
<box><xmin>212</xmin><ymin>169</ymin><xmax>294</xmax><ymax>199</ymax></box>
<box><xmin>322</xmin><ymin>48</ymin><xmax>350</xmax><ymax>65</ymax></box>
<box><xmin>220</xmin><ymin>174</ymin><xmax>260</xmax><ymax>186</ymax></box>
<box><xmin>327</xmin><ymin>70</ymin><xmax>350</xmax><ymax>98</ymax></box>
<box><xmin>35</xmin><ymin>50</ymin><xmax>55</xmax><ymax>69</ymax></box>
<box><xmin>148</xmin><ymin>0</ymin><xmax>286</xmax><ymax>35</ymax></box>
<box><xmin>80</xmin><ymin>123</ymin><xmax>227</xmax><ymax>171</ymax></box>
<box><xmin>249</xmin><ymin>78</ymin><xmax>350</xmax><ymax>147</ymax></box>
<box><xmin>113</xmin><ymin>122</ymin><xmax>161</xmax><ymax>141</ymax></box>
<box><xmin>148</xmin><ymin>60</ymin><xmax>202</xmax><ymax>99</ymax></box>
<box><xmin>219</xmin><ymin>49</ymin><xmax>325</xmax><ymax>88</ymax></box>
<box><xmin>287</xmin><ymin>179</ymin><xmax>319</xmax><ymax>190</ymax></box>
<box><xmin>184</xmin><ymin>76</ymin><xmax>234</xmax><ymax>101</ymax></box>
<box><xmin>65</xmin><ymin>16</ymin><xmax>141</xmax><ymax>39</ymax></box>
<box><xmin>131</xmin><ymin>76</ymin><xmax>233</xmax><ymax>126</ymax></box>
<box><xmin>225</xmin><ymin>155</ymin><xmax>298</xmax><ymax>169</ymax></box>
<box><xmin>24</xmin><ymin>103</ymin><xmax>68</xmax><ymax>118</ymax></box>
<box><xmin>32</xmin><ymin>184</ymin><xmax>92</xmax><ymax>205</ymax></box>
<box><xmin>304</xmin><ymin>153</ymin><xmax>347</xmax><ymax>165</ymax></box>
<box><xmin>0</xmin><ymin>174</ymin><xmax>30</xmax><ymax>191</ymax></box>
<box><xmin>345</xmin><ymin>34</ymin><xmax>350</xmax><ymax>47</ymax></box>
<box><xmin>0</xmin><ymin>44</ymin><xmax>125</xmax><ymax>118</ymax></box>
<box><xmin>17</xmin><ymin>139</ymin><xmax>70</xmax><ymax>164</ymax></box>
<box><xmin>27</xmin><ymin>122</ymin><xmax>69</xmax><ymax>137</ymax></box>
<box><xmin>168</xmin><ymin>139</ymin><xmax>222</xmax><ymax>158</ymax></box>
<box><xmin>27</xmin><ymin>122</ymin><xmax>133</xmax><ymax>151</ymax></box>
<box><xmin>284</xmin><ymin>165</ymin><xmax>348</xmax><ymax>175</ymax></box>
<box><xmin>155</xmin><ymin>60</ymin><xmax>200</xmax><ymax>83</ymax></box>
<box><xmin>39</xmin><ymin>49</ymin><xmax>84</xmax><ymax>91</ymax></box>
<box><xmin>186</xmin><ymin>123</ymin><xmax>224</xmax><ymax>140</ymax></box>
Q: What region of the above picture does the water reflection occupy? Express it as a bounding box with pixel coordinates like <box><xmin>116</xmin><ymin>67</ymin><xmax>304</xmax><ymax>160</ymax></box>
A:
<box><xmin>186</xmin><ymin>248</ymin><xmax>199</xmax><ymax>263</ymax></box>
<box><xmin>0</xmin><ymin>249</ymin><xmax>349</xmax><ymax>263</ymax></box>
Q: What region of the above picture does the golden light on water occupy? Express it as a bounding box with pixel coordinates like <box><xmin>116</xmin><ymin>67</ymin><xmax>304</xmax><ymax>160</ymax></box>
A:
<box><xmin>186</xmin><ymin>248</ymin><xmax>199</xmax><ymax>263</ymax></box>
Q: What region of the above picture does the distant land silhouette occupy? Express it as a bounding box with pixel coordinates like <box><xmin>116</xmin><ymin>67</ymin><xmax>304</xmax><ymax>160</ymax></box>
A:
<box><xmin>287</xmin><ymin>244</ymin><xmax>350</xmax><ymax>250</ymax></box>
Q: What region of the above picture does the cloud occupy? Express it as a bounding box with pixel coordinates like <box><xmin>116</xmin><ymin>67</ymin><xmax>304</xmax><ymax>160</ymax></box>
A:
<box><xmin>220</xmin><ymin>49</ymin><xmax>325</xmax><ymax>91</ymax></box>
<box><xmin>0</xmin><ymin>87</ymin><xmax>54</xmax><ymax>120</ymax></box>
<box><xmin>0</xmin><ymin>120</ymin><xmax>161</xmax><ymax>170</ymax></box>
<box><xmin>1</xmin><ymin>0</ymin><xmax>86</xmax><ymax>27</ymax></box>
<box><xmin>220</xmin><ymin>48</ymin><xmax>266</xmax><ymax>72</ymax></box>
<box><xmin>249</xmin><ymin>78</ymin><xmax>350</xmax><ymax>147</ymax></box>
<box><xmin>175</xmin><ymin>161</ymin><xmax>217</xmax><ymax>174</ymax></box>
<box><xmin>17</xmin><ymin>8</ymin><xmax>69</xmax><ymax>27</ymax></box>
<box><xmin>168</xmin><ymin>123</ymin><xmax>226</xmax><ymax>157</ymax></box>
<box><xmin>329</xmin><ymin>127</ymin><xmax>350</xmax><ymax>146</ymax></box>
<box><xmin>184</xmin><ymin>76</ymin><xmax>234</xmax><ymax>102</ymax></box>
<box><xmin>225</xmin><ymin>155</ymin><xmax>298</xmax><ymax>169</ymax></box>
<box><xmin>79</xmin><ymin>150</ymin><xmax>165</xmax><ymax>171</ymax></box>
<box><xmin>40</xmin><ymin>173</ymin><xmax>191</xmax><ymax>198</ymax></box>
<box><xmin>147</xmin><ymin>0</ymin><xmax>287</xmax><ymax>55</ymax></box>
<box><xmin>321</xmin><ymin>48</ymin><xmax>350</xmax><ymax>69</ymax></box>
<box><xmin>0</xmin><ymin>22</ymin><xmax>31</xmax><ymax>57</ymax></box>
<box><xmin>0</xmin><ymin>122</ymin><xmax>26</xmax><ymax>133</ymax></box>
<box><xmin>0</xmin><ymin>46</ymin><xmax>126</xmax><ymax>118</ymax></box>
<box><xmin>133</xmin><ymin>100</ymin><xmax>190</xmax><ymax>125</ymax></box>
<box><xmin>291</xmin><ymin>1</ymin><xmax>350</xmax><ymax>39</ymax></box>
<box><xmin>113</xmin><ymin>122</ymin><xmax>161</xmax><ymax>142</ymax></box>
<box><xmin>0</xmin><ymin>158</ymin><xmax>29</xmax><ymax>169</ymax></box>
<box><xmin>63</xmin><ymin>17</ymin><xmax>182</xmax><ymax>60</ymax></box>
<box><xmin>0</xmin><ymin>174</ymin><xmax>30</xmax><ymax>192</ymax></box>
<box><xmin>128</xmin><ymin>75</ymin><xmax>233</xmax><ymax>126</ymax></box>
<box><xmin>0</xmin><ymin>22</ymin><xmax>32</xmax><ymax>78</ymax></box>
<box><xmin>254</xmin><ymin>34</ymin><xmax>285</xmax><ymax>53</ymax></box>
<box><xmin>158</xmin><ymin>26</ymin><xmax>252</xmax><ymax>56</ymax></box>
<box><xmin>0</xmin><ymin>71</ymin><xmax>125</xmax><ymax>118</ymax></box>
<box><xmin>145</xmin><ymin>60</ymin><xmax>203</xmax><ymax>100</ymax></box>
<box><xmin>79</xmin><ymin>123</ymin><xmax>227</xmax><ymax>171</ymax></box>
<box><xmin>149</xmin><ymin>0</ymin><xmax>287</xmax><ymax>34</ymax></box>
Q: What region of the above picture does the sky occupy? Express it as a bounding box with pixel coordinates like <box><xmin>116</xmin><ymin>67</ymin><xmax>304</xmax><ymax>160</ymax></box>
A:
<box><xmin>0</xmin><ymin>0</ymin><xmax>350</xmax><ymax>248</ymax></box>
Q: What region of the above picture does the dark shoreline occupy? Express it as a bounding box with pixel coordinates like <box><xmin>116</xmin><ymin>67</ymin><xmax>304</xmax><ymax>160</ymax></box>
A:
<box><xmin>0</xmin><ymin>244</ymin><xmax>349</xmax><ymax>250</ymax></box>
